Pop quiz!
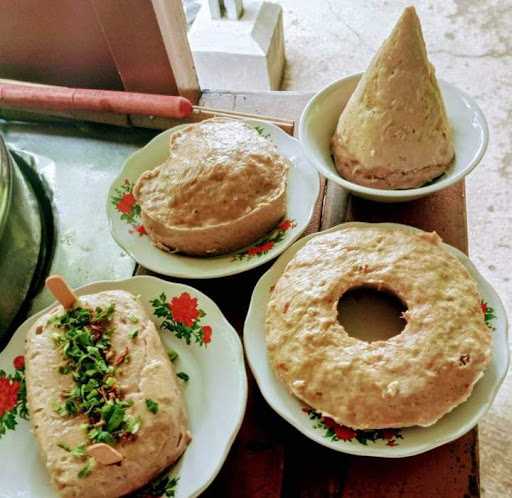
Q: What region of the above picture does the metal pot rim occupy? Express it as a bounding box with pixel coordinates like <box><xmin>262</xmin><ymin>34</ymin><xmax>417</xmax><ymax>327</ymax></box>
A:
<box><xmin>0</xmin><ymin>135</ymin><xmax>13</xmax><ymax>241</ymax></box>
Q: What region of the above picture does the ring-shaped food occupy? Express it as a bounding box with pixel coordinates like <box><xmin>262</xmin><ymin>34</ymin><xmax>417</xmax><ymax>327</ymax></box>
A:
<box><xmin>265</xmin><ymin>224</ymin><xmax>491</xmax><ymax>429</ymax></box>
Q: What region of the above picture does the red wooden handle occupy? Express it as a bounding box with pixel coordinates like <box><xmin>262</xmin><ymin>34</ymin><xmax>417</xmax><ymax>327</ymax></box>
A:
<box><xmin>0</xmin><ymin>82</ymin><xmax>193</xmax><ymax>119</ymax></box>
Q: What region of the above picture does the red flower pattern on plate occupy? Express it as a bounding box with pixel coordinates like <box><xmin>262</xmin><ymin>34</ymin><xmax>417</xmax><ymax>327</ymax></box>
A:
<box><xmin>381</xmin><ymin>429</ymin><xmax>397</xmax><ymax>440</ymax></box>
<box><xmin>481</xmin><ymin>300</ymin><xmax>496</xmax><ymax>330</ymax></box>
<box><xmin>202</xmin><ymin>325</ymin><xmax>213</xmax><ymax>344</ymax></box>
<box><xmin>111</xmin><ymin>180</ymin><xmax>146</xmax><ymax>236</ymax></box>
<box><xmin>304</xmin><ymin>407</ymin><xmax>403</xmax><ymax>447</ymax></box>
<box><xmin>278</xmin><ymin>219</ymin><xmax>293</xmax><ymax>231</ymax></box>
<box><xmin>151</xmin><ymin>292</ymin><xmax>213</xmax><ymax>346</ymax></box>
<box><xmin>0</xmin><ymin>355</ymin><xmax>28</xmax><ymax>438</ymax></box>
<box><xmin>13</xmin><ymin>355</ymin><xmax>25</xmax><ymax>371</ymax></box>
<box><xmin>335</xmin><ymin>425</ymin><xmax>358</xmax><ymax>441</ymax></box>
<box><xmin>248</xmin><ymin>241</ymin><xmax>274</xmax><ymax>256</ymax></box>
<box><xmin>169</xmin><ymin>293</ymin><xmax>199</xmax><ymax>327</ymax></box>
<box><xmin>233</xmin><ymin>219</ymin><xmax>296</xmax><ymax>261</ymax></box>
<box><xmin>0</xmin><ymin>378</ymin><xmax>20</xmax><ymax>417</ymax></box>
<box><xmin>116</xmin><ymin>192</ymin><xmax>136</xmax><ymax>215</ymax></box>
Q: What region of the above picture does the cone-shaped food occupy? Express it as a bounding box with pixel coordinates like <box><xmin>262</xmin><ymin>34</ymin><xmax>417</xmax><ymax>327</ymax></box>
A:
<box><xmin>331</xmin><ymin>6</ymin><xmax>454</xmax><ymax>189</ymax></box>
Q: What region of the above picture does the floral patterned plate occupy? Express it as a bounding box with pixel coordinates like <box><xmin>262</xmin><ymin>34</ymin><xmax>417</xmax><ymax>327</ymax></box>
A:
<box><xmin>107</xmin><ymin>120</ymin><xmax>320</xmax><ymax>279</ymax></box>
<box><xmin>0</xmin><ymin>275</ymin><xmax>247</xmax><ymax>497</ymax></box>
<box><xmin>244</xmin><ymin>222</ymin><xmax>509</xmax><ymax>458</ymax></box>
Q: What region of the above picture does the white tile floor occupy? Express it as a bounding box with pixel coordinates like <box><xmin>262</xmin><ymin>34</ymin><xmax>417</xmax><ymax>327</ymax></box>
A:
<box><xmin>275</xmin><ymin>1</ymin><xmax>512</xmax><ymax>495</ymax></box>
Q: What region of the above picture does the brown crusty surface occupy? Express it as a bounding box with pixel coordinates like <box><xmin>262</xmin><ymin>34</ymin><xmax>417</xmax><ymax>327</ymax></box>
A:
<box><xmin>265</xmin><ymin>224</ymin><xmax>492</xmax><ymax>429</ymax></box>
<box><xmin>25</xmin><ymin>290</ymin><xmax>190</xmax><ymax>498</ymax></box>
<box><xmin>133</xmin><ymin>117</ymin><xmax>288</xmax><ymax>255</ymax></box>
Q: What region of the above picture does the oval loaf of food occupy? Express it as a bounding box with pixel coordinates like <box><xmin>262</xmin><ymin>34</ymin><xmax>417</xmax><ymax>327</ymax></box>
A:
<box><xmin>25</xmin><ymin>290</ymin><xmax>190</xmax><ymax>498</ymax></box>
<box><xmin>133</xmin><ymin>117</ymin><xmax>289</xmax><ymax>255</ymax></box>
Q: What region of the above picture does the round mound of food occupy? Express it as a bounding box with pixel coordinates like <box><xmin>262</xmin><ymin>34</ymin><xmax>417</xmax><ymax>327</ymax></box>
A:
<box><xmin>265</xmin><ymin>224</ymin><xmax>491</xmax><ymax>429</ymax></box>
<box><xmin>134</xmin><ymin>118</ymin><xmax>289</xmax><ymax>255</ymax></box>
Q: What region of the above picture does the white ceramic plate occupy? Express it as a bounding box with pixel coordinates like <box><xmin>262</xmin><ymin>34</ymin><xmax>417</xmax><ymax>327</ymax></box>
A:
<box><xmin>298</xmin><ymin>74</ymin><xmax>489</xmax><ymax>202</ymax></box>
<box><xmin>107</xmin><ymin>121</ymin><xmax>320</xmax><ymax>278</ymax></box>
<box><xmin>0</xmin><ymin>275</ymin><xmax>247</xmax><ymax>497</ymax></box>
<box><xmin>244</xmin><ymin>223</ymin><xmax>509</xmax><ymax>458</ymax></box>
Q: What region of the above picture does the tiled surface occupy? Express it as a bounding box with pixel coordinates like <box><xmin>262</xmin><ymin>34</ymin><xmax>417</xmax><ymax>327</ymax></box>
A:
<box><xmin>274</xmin><ymin>0</ymin><xmax>512</xmax><ymax>495</ymax></box>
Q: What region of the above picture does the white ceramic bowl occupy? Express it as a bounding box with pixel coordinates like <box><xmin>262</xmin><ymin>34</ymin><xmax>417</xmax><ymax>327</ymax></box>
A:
<box><xmin>107</xmin><ymin>120</ymin><xmax>320</xmax><ymax>279</ymax></box>
<box><xmin>298</xmin><ymin>74</ymin><xmax>489</xmax><ymax>202</ymax></box>
<box><xmin>0</xmin><ymin>276</ymin><xmax>247</xmax><ymax>498</ymax></box>
<box><xmin>244</xmin><ymin>223</ymin><xmax>509</xmax><ymax>458</ymax></box>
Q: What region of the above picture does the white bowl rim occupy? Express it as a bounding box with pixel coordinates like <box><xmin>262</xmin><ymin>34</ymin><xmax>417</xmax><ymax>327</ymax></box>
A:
<box><xmin>244</xmin><ymin>221</ymin><xmax>509</xmax><ymax>458</ymax></box>
<box><xmin>298</xmin><ymin>73</ymin><xmax>489</xmax><ymax>199</ymax></box>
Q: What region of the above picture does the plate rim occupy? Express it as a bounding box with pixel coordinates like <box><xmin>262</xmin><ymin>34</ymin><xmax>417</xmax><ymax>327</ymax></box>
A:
<box><xmin>298</xmin><ymin>73</ymin><xmax>489</xmax><ymax>199</ymax></box>
<box><xmin>2</xmin><ymin>274</ymin><xmax>248</xmax><ymax>498</ymax></box>
<box><xmin>243</xmin><ymin>221</ymin><xmax>509</xmax><ymax>458</ymax></box>
<box><xmin>106</xmin><ymin>120</ymin><xmax>321</xmax><ymax>279</ymax></box>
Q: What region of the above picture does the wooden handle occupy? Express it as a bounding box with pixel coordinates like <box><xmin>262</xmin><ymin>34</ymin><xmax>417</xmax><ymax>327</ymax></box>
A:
<box><xmin>0</xmin><ymin>80</ymin><xmax>193</xmax><ymax>119</ymax></box>
<box><xmin>0</xmin><ymin>79</ymin><xmax>295</xmax><ymax>134</ymax></box>
<box><xmin>45</xmin><ymin>275</ymin><xmax>77</xmax><ymax>309</ymax></box>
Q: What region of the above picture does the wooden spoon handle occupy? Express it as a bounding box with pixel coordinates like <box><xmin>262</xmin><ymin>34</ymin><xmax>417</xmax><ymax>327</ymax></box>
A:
<box><xmin>45</xmin><ymin>275</ymin><xmax>77</xmax><ymax>309</ymax></box>
<box><xmin>0</xmin><ymin>80</ymin><xmax>193</xmax><ymax>119</ymax></box>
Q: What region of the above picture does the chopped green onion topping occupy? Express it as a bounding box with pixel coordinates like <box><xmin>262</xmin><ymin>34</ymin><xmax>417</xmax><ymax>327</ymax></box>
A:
<box><xmin>126</xmin><ymin>415</ymin><xmax>142</xmax><ymax>435</ymax></box>
<box><xmin>145</xmin><ymin>399</ymin><xmax>159</xmax><ymax>414</ymax></box>
<box><xmin>176</xmin><ymin>372</ymin><xmax>189</xmax><ymax>383</ymax></box>
<box><xmin>50</xmin><ymin>304</ymin><xmax>141</xmax><ymax>448</ymax></box>
<box><xmin>58</xmin><ymin>442</ymin><xmax>87</xmax><ymax>458</ymax></box>
<box><xmin>57</xmin><ymin>442</ymin><xmax>71</xmax><ymax>452</ymax></box>
<box><xmin>78</xmin><ymin>457</ymin><xmax>96</xmax><ymax>478</ymax></box>
<box><xmin>167</xmin><ymin>348</ymin><xmax>178</xmax><ymax>362</ymax></box>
